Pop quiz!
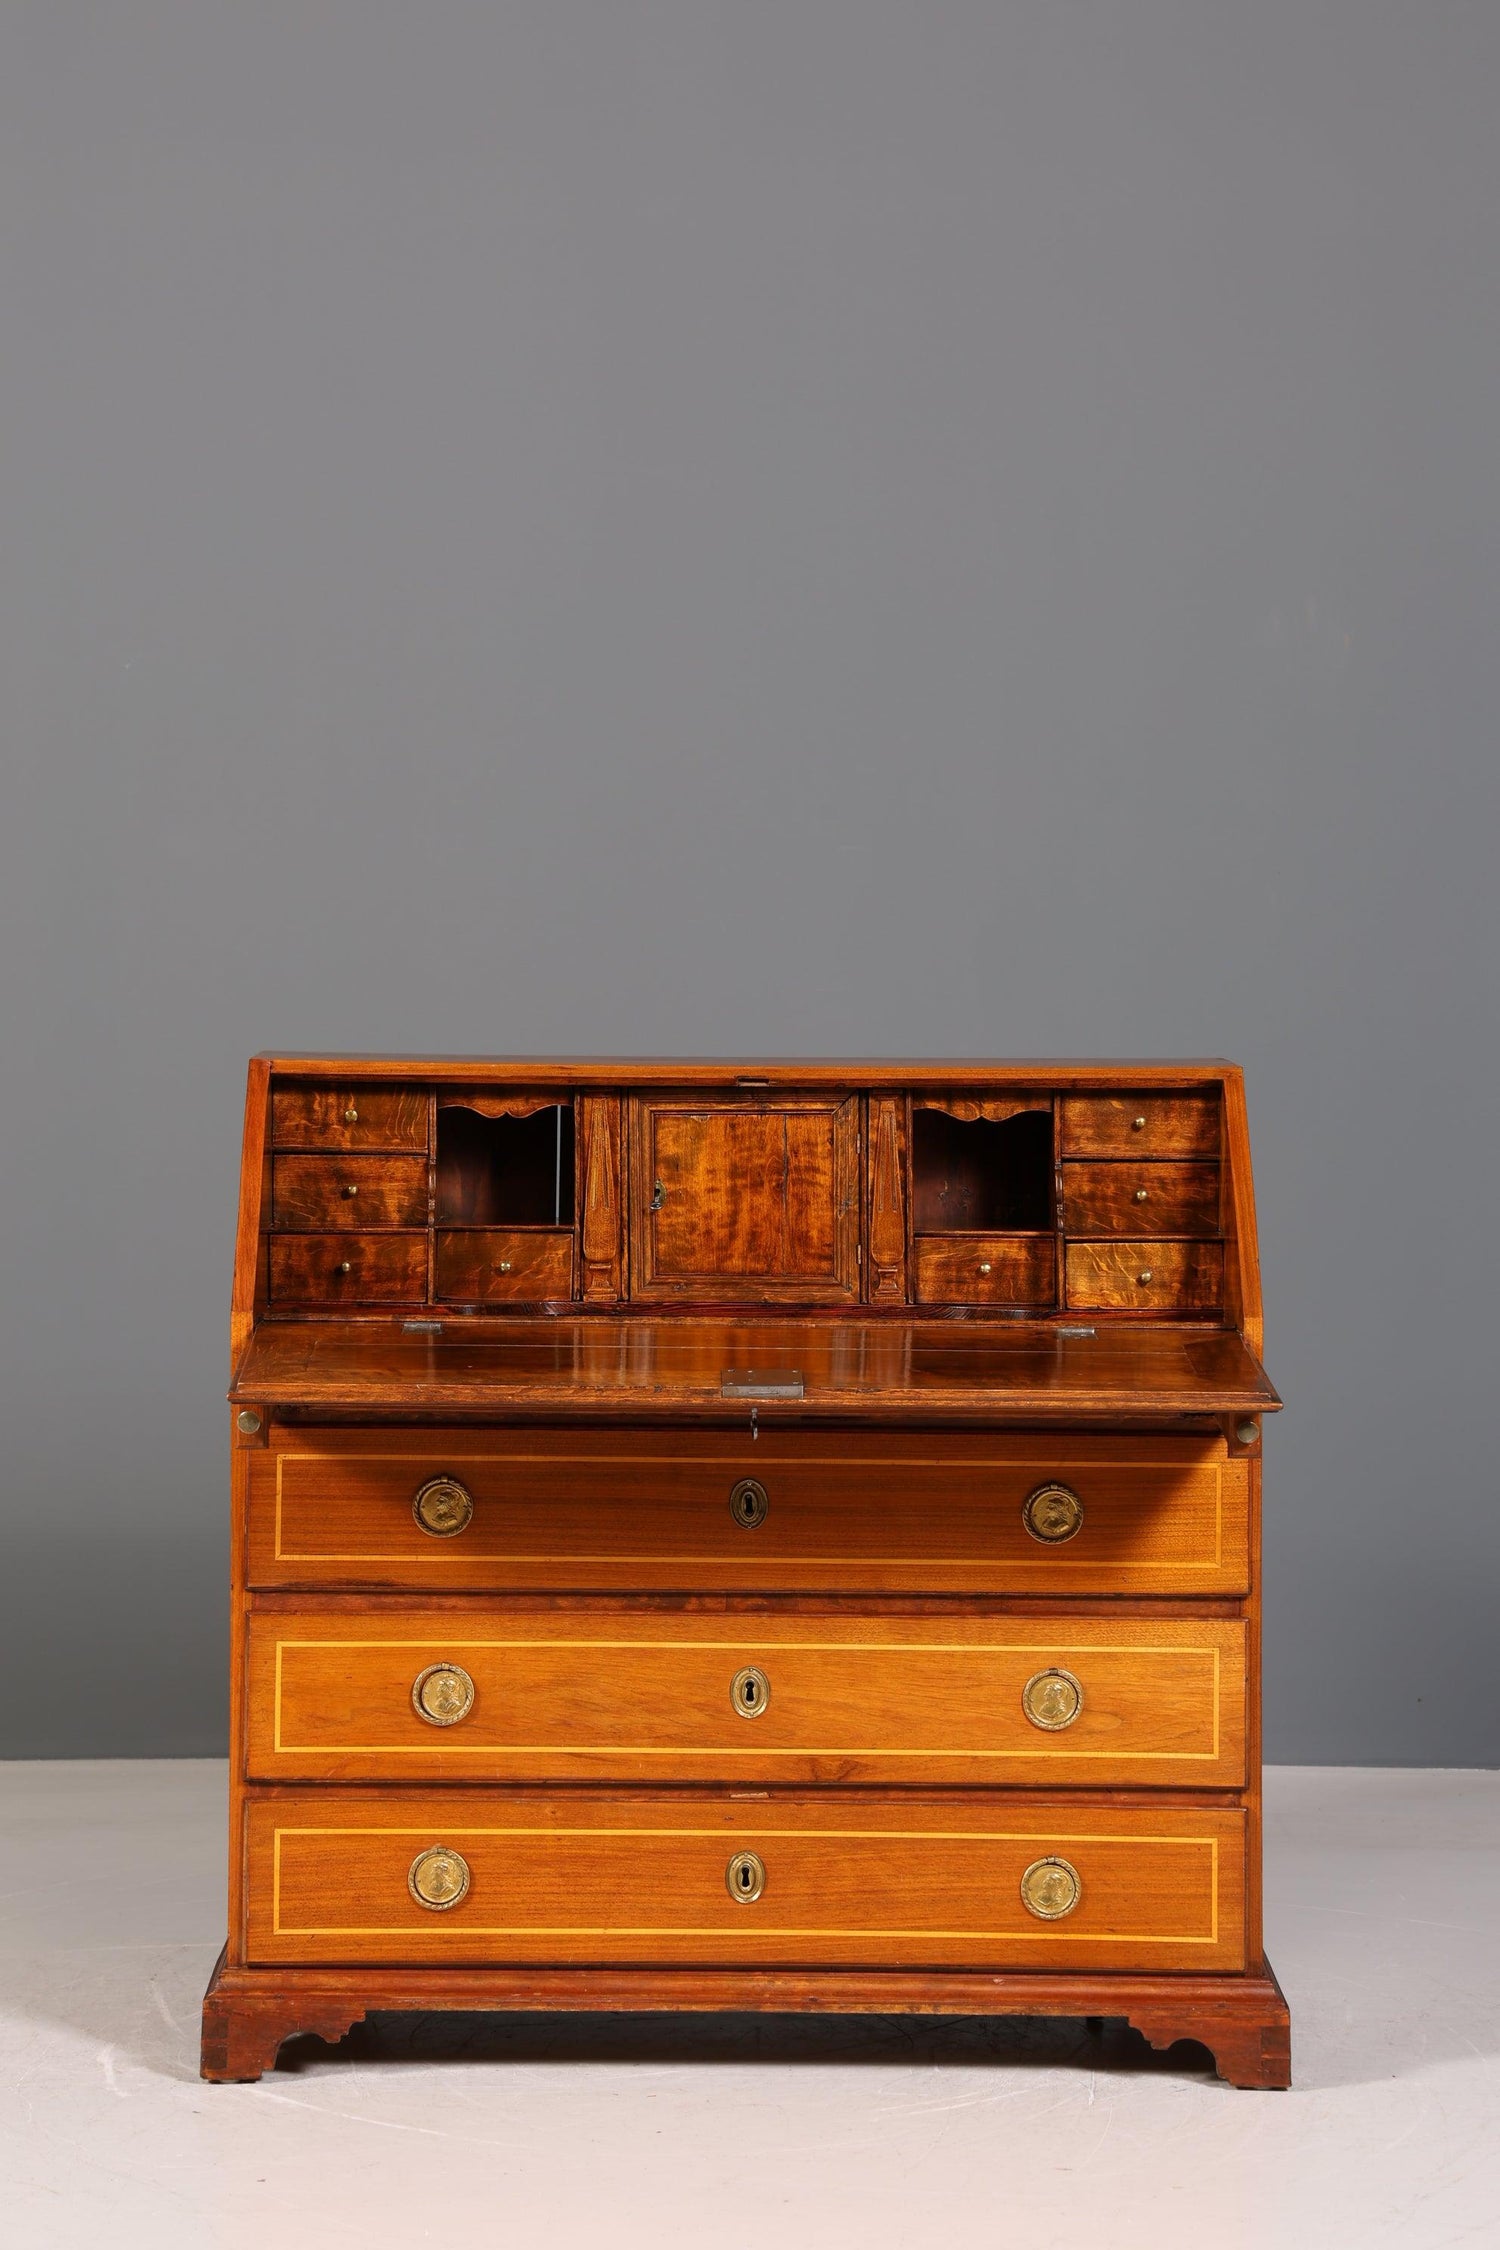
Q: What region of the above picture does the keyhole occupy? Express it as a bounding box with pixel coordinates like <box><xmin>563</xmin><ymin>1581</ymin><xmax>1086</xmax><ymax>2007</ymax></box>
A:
<box><xmin>731</xmin><ymin>1665</ymin><xmax>770</xmax><ymax>1718</ymax></box>
<box><xmin>725</xmin><ymin>1849</ymin><xmax>766</xmax><ymax>1902</ymax></box>
<box><xmin>728</xmin><ymin>1478</ymin><xmax>768</xmax><ymax>1530</ymax></box>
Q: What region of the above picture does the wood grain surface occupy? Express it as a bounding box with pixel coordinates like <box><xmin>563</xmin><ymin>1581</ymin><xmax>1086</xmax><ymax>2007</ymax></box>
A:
<box><xmin>246</xmin><ymin>1609</ymin><xmax>1246</xmax><ymax>1786</ymax></box>
<box><xmin>244</xmin><ymin>1788</ymin><xmax>1247</xmax><ymax>1972</ymax></box>
<box><xmin>247</xmin><ymin>1427</ymin><xmax>1250</xmax><ymax>1595</ymax></box>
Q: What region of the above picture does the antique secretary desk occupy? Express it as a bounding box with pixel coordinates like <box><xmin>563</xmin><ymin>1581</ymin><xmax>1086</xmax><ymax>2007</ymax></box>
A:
<box><xmin>202</xmin><ymin>1056</ymin><xmax>1289</xmax><ymax>2088</ymax></box>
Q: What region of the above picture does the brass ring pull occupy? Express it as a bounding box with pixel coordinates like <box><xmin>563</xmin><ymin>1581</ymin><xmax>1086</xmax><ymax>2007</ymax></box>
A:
<box><xmin>1020</xmin><ymin>1855</ymin><xmax>1081</xmax><ymax>1919</ymax></box>
<box><xmin>1021</xmin><ymin>1482</ymin><xmax>1084</xmax><ymax>1544</ymax></box>
<box><xmin>411</xmin><ymin>1661</ymin><xmax>476</xmax><ymax>1727</ymax></box>
<box><xmin>729</xmin><ymin>1477</ymin><xmax>769</xmax><ymax>1529</ymax></box>
<box><xmin>726</xmin><ymin>1850</ymin><xmax>766</xmax><ymax>1902</ymax></box>
<box><xmin>408</xmin><ymin>1845</ymin><xmax>470</xmax><ymax>1911</ymax></box>
<box><xmin>412</xmin><ymin>1475</ymin><xmax>475</xmax><ymax>1537</ymax></box>
<box><xmin>730</xmin><ymin>1665</ymin><xmax>770</xmax><ymax>1718</ymax></box>
<box><xmin>1022</xmin><ymin>1667</ymin><xmax>1084</xmax><ymax>1731</ymax></box>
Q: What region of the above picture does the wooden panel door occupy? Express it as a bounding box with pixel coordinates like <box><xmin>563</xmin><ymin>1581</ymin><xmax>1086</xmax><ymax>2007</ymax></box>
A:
<box><xmin>630</xmin><ymin>1096</ymin><xmax>860</xmax><ymax>1301</ymax></box>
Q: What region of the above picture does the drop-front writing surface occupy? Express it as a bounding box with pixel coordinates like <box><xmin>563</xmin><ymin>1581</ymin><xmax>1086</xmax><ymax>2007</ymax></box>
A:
<box><xmin>205</xmin><ymin>1058</ymin><xmax>1289</xmax><ymax>2091</ymax></box>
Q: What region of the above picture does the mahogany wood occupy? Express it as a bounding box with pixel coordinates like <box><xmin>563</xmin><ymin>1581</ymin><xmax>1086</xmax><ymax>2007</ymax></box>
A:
<box><xmin>246</xmin><ymin>1610</ymin><xmax>1247</xmax><ymax>1787</ymax></box>
<box><xmin>208</xmin><ymin>1058</ymin><xmax>1285</xmax><ymax>2091</ymax></box>
<box><xmin>245</xmin><ymin>1426</ymin><xmax>1251</xmax><ymax>1597</ymax></box>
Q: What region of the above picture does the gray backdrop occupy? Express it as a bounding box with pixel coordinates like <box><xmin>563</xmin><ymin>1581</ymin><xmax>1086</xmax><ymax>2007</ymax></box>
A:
<box><xmin>1</xmin><ymin>3</ymin><xmax>1495</xmax><ymax>1764</ymax></box>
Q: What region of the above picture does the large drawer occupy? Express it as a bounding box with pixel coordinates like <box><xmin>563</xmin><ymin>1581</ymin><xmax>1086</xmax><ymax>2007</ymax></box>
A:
<box><xmin>245</xmin><ymin>1609</ymin><xmax>1247</xmax><ymax>1787</ymax></box>
<box><xmin>246</xmin><ymin>1428</ymin><xmax>1250</xmax><ymax>1596</ymax></box>
<box><xmin>244</xmin><ymin>1788</ymin><xmax>1247</xmax><ymax>1972</ymax></box>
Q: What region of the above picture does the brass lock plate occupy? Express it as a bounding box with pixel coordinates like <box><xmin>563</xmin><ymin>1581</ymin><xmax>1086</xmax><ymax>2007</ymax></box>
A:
<box><xmin>721</xmin><ymin>1367</ymin><xmax>805</xmax><ymax>1399</ymax></box>
<box><xmin>729</xmin><ymin>1477</ymin><xmax>769</xmax><ymax>1529</ymax></box>
<box><xmin>730</xmin><ymin>1665</ymin><xmax>770</xmax><ymax>1718</ymax></box>
<box><xmin>726</xmin><ymin>1850</ymin><xmax>766</xmax><ymax>1902</ymax></box>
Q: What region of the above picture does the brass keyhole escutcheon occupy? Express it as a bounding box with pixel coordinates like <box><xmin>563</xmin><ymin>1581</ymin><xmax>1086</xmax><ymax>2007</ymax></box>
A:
<box><xmin>1022</xmin><ymin>1667</ymin><xmax>1084</xmax><ymax>1731</ymax></box>
<box><xmin>412</xmin><ymin>1476</ymin><xmax>475</xmax><ymax>1538</ymax></box>
<box><xmin>731</xmin><ymin>1665</ymin><xmax>770</xmax><ymax>1718</ymax></box>
<box><xmin>726</xmin><ymin>1850</ymin><xmax>766</xmax><ymax>1902</ymax></box>
<box><xmin>1021</xmin><ymin>1482</ymin><xmax>1084</xmax><ymax>1544</ymax></box>
<box><xmin>408</xmin><ymin>1845</ymin><xmax>471</xmax><ymax>1911</ymax></box>
<box><xmin>411</xmin><ymin>1661</ymin><xmax>476</xmax><ymax>1727</ymax></box>
<box><xmin>1020</xmin><ymin>1855</ymin><xmax>1081</xmax><ymax>1920</ymax></box>
<box><xmin>729</xmin><ymin>1477</ymin><xmax>769</xmax><ymax>1530</ymax></box>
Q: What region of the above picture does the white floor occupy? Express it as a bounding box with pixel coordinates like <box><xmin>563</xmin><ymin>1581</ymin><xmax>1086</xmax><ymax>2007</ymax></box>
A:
<box><xmin>1</xmin><ymin>1764</ymin><xmax>1496</xmax><ymax>2249</ymax></box>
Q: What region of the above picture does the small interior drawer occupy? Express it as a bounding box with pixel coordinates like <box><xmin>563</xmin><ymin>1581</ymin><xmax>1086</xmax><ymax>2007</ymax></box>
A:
<box><xmin>1059</xmin><ymin>1094</ymin><xmax>1220</xmax><ymax>1159</ymax></box>
<box><xmin>434</xmin><ymin>1228</ymin><xmax>574</xmax><ymax>1302</ymax></box>
<box><xmin>1065</xmin><ymin>1239</ymin><xmax>1224</xmax><ymax>1314</ymax></box>
<box><xmin>1062</xmin><ymin>1162</ymin><xmax>1220</xmax><ymax>1238</ymax></box>
<box><xmin>272</xmin><ymin>1155</ymin><xmax>429</xmax><ymax>1231</ymax></box>
<box><xmin>269</xmin><ymin>1232</ymin><xmax>428</xmax><ymax>1305</ymax></box>
<box><xmin>914</xmin><ymin>1234</ymin><xmax>1056</xmax><ymax>1306</ymax></box>
<box><xmin>271</xmin><ymin>1086</ymin><xmax>429</xmax><ymax>1152</ymax></box>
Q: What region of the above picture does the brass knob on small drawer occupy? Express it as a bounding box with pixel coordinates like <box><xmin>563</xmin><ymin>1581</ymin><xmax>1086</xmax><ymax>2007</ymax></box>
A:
<box><xmin>1137</xmin><ymin>1268</ymin><xmax>1154</xmax><ymax>1285</ymax></box>
<box><xmin>1133</xmin><ymin>1187</ymin><xmax>1149</xmax><ymax>1203</ymax></box>
<box><xmin>1020</xmin><ymin>1855</ymin><xmax>1081</xmax><ymax>1920</ymax></box>
<box><xmin>341</xmin><ymin>1183</ymin><xmax>359</xmax><ymax>1198</ymax></box>
<box><xmin>411</xmin><ymin>1661</ymin><xmax>476</xmax><ymax>1726</ymax></box>
<box><xmin>1131</xmin><ymin>1115</ymin><xmax>1147</xmax><ymax>1131</ymax></box>
<box><xmin>730</xmin><ymin>1665</ymin><xmax>770</xmax><ymax>1719</ymax></box>
<box><xmin>729</xmin><ymin>1477</ymin><xmax>769</xmax><ymax>1529</ymax></box>
<box><xmin>344</xmin><ymin>1104</ymin><xmax>359</xmax><ymax>1124</ymax></box>
<box><xmin>408</xmin><ymin>1845</ymin><xmax>470</xmax><ymax>1911</ymax></box>
<box><xmin>498</xmin><ymin>1260</ymin><xmax>512</xmax><ymax>1273</ymax></box>
<box><xmin>337</xmin><ymin>1260</ymin><xmax>352</xmax><ymax>1275</ymax></box>
<box><xmin>412</xmin><ymin>1476</ymin><xmax>475</xmax><ymax>1537</ymax></box>
<box><xmin>1021</xmin><ymin>1482</ymin><xmax>1084</xmax><ymax>1544</ymax></box>
<box><xmin>978</xmin><ymin>1260</ymin><xmax>993</xmax><ymax>1274</ymax></box>
<box><xmin>1022</xmin><ymin>1667</ymin><xmax>1084</xmax><ymax>1731</ymax></box>
<box><xmin>726</xmin><ymin>1849</ymin><xmax>766</xmax><ymax>1902</ymax></box>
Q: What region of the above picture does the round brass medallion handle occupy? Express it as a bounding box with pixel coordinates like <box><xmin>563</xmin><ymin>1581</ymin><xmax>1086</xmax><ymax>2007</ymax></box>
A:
<box><xmin>1020</xmin><ymin>1855</ymin><xmax>1081</xmax><ymax>1920</ymax></box>
<box><xmin>412</xmin><ymin>1475</ymin><xmax>475</xmax><ymax>1538</ymax></box>
<box><xmin>408</xmin><ymin>1845</ymin><xmax>471</xmax><ymax>1910</ymax></box>
<box><xmin>726</xmin><ymin>1850</ymin><xmax>766</xmax><ymax>1902</ymax></box>
<box><xmin>1021</xmin><ymin>1482</ymin><xmax>1084</xmax><ymax>1544</ymax></box>
<box><xmin>411</xmin><ymin>1661</ymin><xmax>476</xmax><ymax>1727</ymax></box>
<box><xmin>730</xmin><ymin>1666</ymin><xmax>770</xmax><ymax>1719</ymax></box>
<box><xmin>729</xmin><ymin>1477</ymin><xmax>769</xmax><ymax>1529</ymax></box>
<box><xmin>1021</xmin><ymin>1667</ymin><xmax>1084</xmax><ymax>1731</ymax></box>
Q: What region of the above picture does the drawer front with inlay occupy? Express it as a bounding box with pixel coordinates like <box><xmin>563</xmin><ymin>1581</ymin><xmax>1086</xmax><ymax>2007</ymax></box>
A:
<box><xmin>1059</xmin><ymin>1094</ymin><xmax>1220</xmax><ymax>1160</ymax></box>
<box><xmin>271</xmin><ymin>1086</ymin><xmax>429</xmax><ymax>1152</ymax></box>
<box><xmin>272</xmin><ymin>1155</ymin><xmax>429</xmax><ymax>1231</ymax></box>
<box><xmin>1061</xmin><ymin>1162</ymin><xmax>1220</xmax><ymax>1239</ymax></box>
<box><xmin>1065</xmin><ymin>1240</ymin><xmax>1224</xmax><ymax>1315</ymax></box>
<box><xmin>245</xmin><ymin>1610</ymin><xmax>1247</xmax><ymax>1786</ymax></box>
<box><xmin>246</xmin><ymin>1430</ymin><xmax>1249</xmax><ymax>1595</ymax></box>
<box><xmin>244</xmin><ymin>1789</ymin><xmax>1247</xmax><ymax>1972</ymax></box>
<box><xmin>268</xmin><ymin>1233</ymin><xmax>428</xmax><ymax>1305</ymax></box>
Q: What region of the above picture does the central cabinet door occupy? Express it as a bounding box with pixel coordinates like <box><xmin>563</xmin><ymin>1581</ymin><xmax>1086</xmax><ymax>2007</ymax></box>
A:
<box><xmin>630</xmin><ymin>1095</ymin><xmax>860</xmax><ymax>1301</ymax></box>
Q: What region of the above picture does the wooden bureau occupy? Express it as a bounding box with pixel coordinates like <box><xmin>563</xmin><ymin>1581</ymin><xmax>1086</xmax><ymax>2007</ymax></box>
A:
<box><xmin>202</xmin><ymin>1057</ymin><xmax>1289</xmax><ymax>2087</ymax></box>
